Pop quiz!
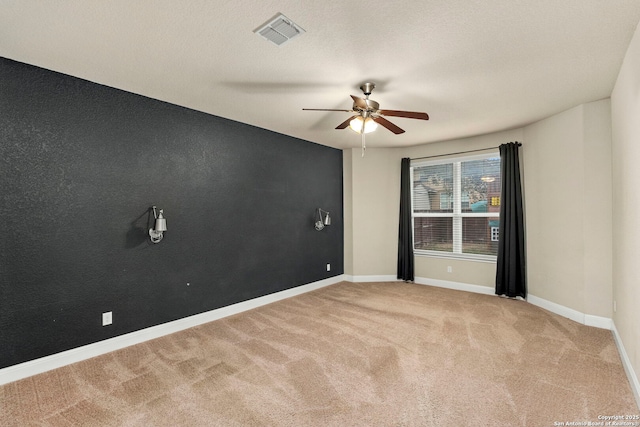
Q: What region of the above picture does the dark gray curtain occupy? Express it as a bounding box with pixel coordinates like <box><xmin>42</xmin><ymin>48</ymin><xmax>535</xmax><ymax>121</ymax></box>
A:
<box><xmin>495</xmin><ymin>142</ymin><xmax>526</xmax><ymax>298</ymax></box>
<box><xmin>397</xmin><ymin>158</ymin><xmax>414</xmax><ymax>281</ymax></box>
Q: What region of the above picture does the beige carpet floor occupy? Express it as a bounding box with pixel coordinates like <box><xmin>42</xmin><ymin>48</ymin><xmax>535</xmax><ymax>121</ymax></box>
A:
<box><xmin>1</xmin><ymin>281</ymin><xmax>637</xmax><ymax>426</ymax></box>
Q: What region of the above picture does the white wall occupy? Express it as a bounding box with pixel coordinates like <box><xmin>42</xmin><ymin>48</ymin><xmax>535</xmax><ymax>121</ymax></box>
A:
<box><xmin>522</xmin><ymin>99</ymin><xmax>612</xmax><ymax>317</ymax></box>
<box><xmin>583</xmin><ymin>100</ymin><xmax>614</xmax><ymax>318</ymax></box>
<box><xmin>347</xmin><ymin>148</ymin><xmax>400</xmax><ymax>276</ymax></box>
<box><xmin>343</xmin><ymin>149</ymin><xmax>354</xmax><ymax>275</ymax></box>
<box><xmin>611</xmin><ymin>19</ymin><xmax>640</xmax><ymax>393</ymax></box>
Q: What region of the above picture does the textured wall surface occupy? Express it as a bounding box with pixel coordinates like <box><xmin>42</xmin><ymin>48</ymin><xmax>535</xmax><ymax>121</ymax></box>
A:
<box><xmin>0</xmin><ymin>57</ymin><xmax>343</xmax><ymax>369</ymax></box>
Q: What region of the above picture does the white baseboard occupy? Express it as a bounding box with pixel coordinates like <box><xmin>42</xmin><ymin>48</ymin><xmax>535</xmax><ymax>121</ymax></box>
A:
<box><xmin>525</xmin><ymin>295</ymin><xmax>614</xmax><ymax>330</ymax></box>
<box><xmin>611</xmin><ymin>322</ymin><xmax>640</xmax><ymax>409</ymax></box>
<box><xmin>350</xmin><ymin>275</ymin><xmax>398</xmax><ymax>283</ymax></box>
<box><xmin>411</xmin><ymin>277</ymin><xmax>613</xmax><ymax>331</ymax></box>
<box><xmin>526</xmin><ymin>294</ymin><xmax>587</xmax><ymax>325</ymax></box>
<box><xmin>584</xmin><ymin>314</ymin><xmax>614</xmax><ymax>330</ymax></box>
<box><xmin>414</xmin><ymin>277</ymin><xmax>495</xmax><ymax>295</ymax></box>
<box><xmin>0</xmin><ymin>275</ymin><xmax>346</xmax><ymax>386</ymax></box>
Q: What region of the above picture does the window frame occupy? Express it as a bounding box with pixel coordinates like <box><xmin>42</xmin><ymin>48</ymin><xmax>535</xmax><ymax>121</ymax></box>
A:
<box><xmin>410</xmin><ymin>152</ymin><xmax>500</xmax><ymax>262</ymax></box>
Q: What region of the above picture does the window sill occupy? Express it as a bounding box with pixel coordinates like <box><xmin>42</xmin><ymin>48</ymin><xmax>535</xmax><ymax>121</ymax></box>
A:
<box><xmin>414</xmin><ymin>250</ymin><xmax>497</xmax><ymax>263</ymax></box>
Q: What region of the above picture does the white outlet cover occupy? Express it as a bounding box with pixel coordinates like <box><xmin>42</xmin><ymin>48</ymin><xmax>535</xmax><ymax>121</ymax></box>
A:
<box><xmin>102</xmin><ymin>311</ymin><xmax>112</xmax><ymax>326</ymax></box>
<box><xmin>326</xmin><ymin>263</ymin><xmax>331</xmax><ymax>271</ymax></box>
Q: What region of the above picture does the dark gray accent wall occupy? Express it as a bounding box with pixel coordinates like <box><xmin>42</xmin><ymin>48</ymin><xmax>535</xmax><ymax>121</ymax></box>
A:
<box><xmin>0</xmin><ymin>57</ymin><xmax>343</xmax><ymax>369</ymax></box>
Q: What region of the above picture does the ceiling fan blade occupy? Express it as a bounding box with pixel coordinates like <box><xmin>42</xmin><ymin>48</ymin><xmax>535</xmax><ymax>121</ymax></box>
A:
<box><xmin>378</xmin><ymin>109</ymin><xmax>430</xmax><ymax>120</ymax></box>
<box><xmin>302</xmin><ymin>108</ymin><xmax>353</xmax><ymax>112</ymax></box>
<box><xmin>373</xmin><ymin>116</ymin><xmax>405</xmax><ymax>134</ymax></box>
<box><xmin>336</xmin><ymin>115</ymin><xmax>359</xmax><ymax>129</ymax></box>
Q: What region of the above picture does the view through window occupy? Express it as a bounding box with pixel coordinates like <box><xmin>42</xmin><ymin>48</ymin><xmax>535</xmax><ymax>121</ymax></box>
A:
<box><xmin>411</xmin><ymin>153</ymin><xmax>501</xmax><ymax>259</ymax></box>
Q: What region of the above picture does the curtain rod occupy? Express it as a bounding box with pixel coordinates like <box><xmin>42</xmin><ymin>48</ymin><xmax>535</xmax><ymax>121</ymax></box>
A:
<box><xmin>410</xmin><ymin>142</ymin><xmax>521</xmax><ymax>161</ymax></box>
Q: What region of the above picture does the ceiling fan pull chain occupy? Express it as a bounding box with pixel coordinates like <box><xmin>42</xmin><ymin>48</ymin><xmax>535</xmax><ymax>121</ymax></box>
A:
<box><xmin>361</xmin><ymin>131</ymin><xmax>366</xmax><ymax>157</ymax></box>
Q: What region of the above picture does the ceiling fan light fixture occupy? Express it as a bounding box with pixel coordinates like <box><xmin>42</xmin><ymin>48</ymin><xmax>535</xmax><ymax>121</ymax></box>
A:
<box><xmin>349</xmin><ymin>116</ymin><xmax>378</xmax><ymax>134</ymax></box>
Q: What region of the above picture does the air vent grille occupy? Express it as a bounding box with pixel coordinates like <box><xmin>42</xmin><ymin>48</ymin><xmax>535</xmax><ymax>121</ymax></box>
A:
<box><xmin>254</xmin><ymin>14</ymin><xmax>305</xmax><ymax>46</ymax></box>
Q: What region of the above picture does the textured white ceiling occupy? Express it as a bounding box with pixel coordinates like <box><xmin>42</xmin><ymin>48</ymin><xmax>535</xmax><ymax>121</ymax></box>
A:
<box><xmin>2</xmin><ymin>1</ymin><xmax>640</xmax><ymax>149</ymax></box>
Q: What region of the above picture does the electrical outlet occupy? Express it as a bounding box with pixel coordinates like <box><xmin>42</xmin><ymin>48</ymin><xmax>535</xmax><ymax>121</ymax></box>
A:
<box><xmin>447</xmin><ymin>266</ymin><xmax>452</xmax><ymax>273</ymax></box>
<box><xmin>326</xmin><ymin>263</ymin><xmax>331</xmax><ymax>271</ymax></box>
<box><xmin>102</xmin><ymin>311</ymin><xmax>112</xmax><ymax>326</ymax></box>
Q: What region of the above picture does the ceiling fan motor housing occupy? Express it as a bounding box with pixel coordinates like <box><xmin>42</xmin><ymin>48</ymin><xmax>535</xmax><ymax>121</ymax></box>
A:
<box><xmin>353</xmin><ymin>99</ymin><xmax>380</xmax><ymax>113</ymax></box>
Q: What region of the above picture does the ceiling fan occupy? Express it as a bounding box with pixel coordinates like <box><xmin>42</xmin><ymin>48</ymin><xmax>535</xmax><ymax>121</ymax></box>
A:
<box><xmin>302</xmin><ymin>82</ymin><xmax>429</xmax><ymax>155</ymax></box>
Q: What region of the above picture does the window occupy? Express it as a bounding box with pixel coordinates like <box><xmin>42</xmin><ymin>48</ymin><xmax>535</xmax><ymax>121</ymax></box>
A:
<box><xmin>411</xmin><ymin>153</ymin><xmax>501</xmax><ymax>260</ymax></box>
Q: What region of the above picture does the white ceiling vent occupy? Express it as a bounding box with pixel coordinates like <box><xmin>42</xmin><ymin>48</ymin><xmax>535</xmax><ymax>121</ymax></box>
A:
<box><xmin>254</xmin><ymin>13</ymin><xmax>305</xmax><ymax>46</ymax></box>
